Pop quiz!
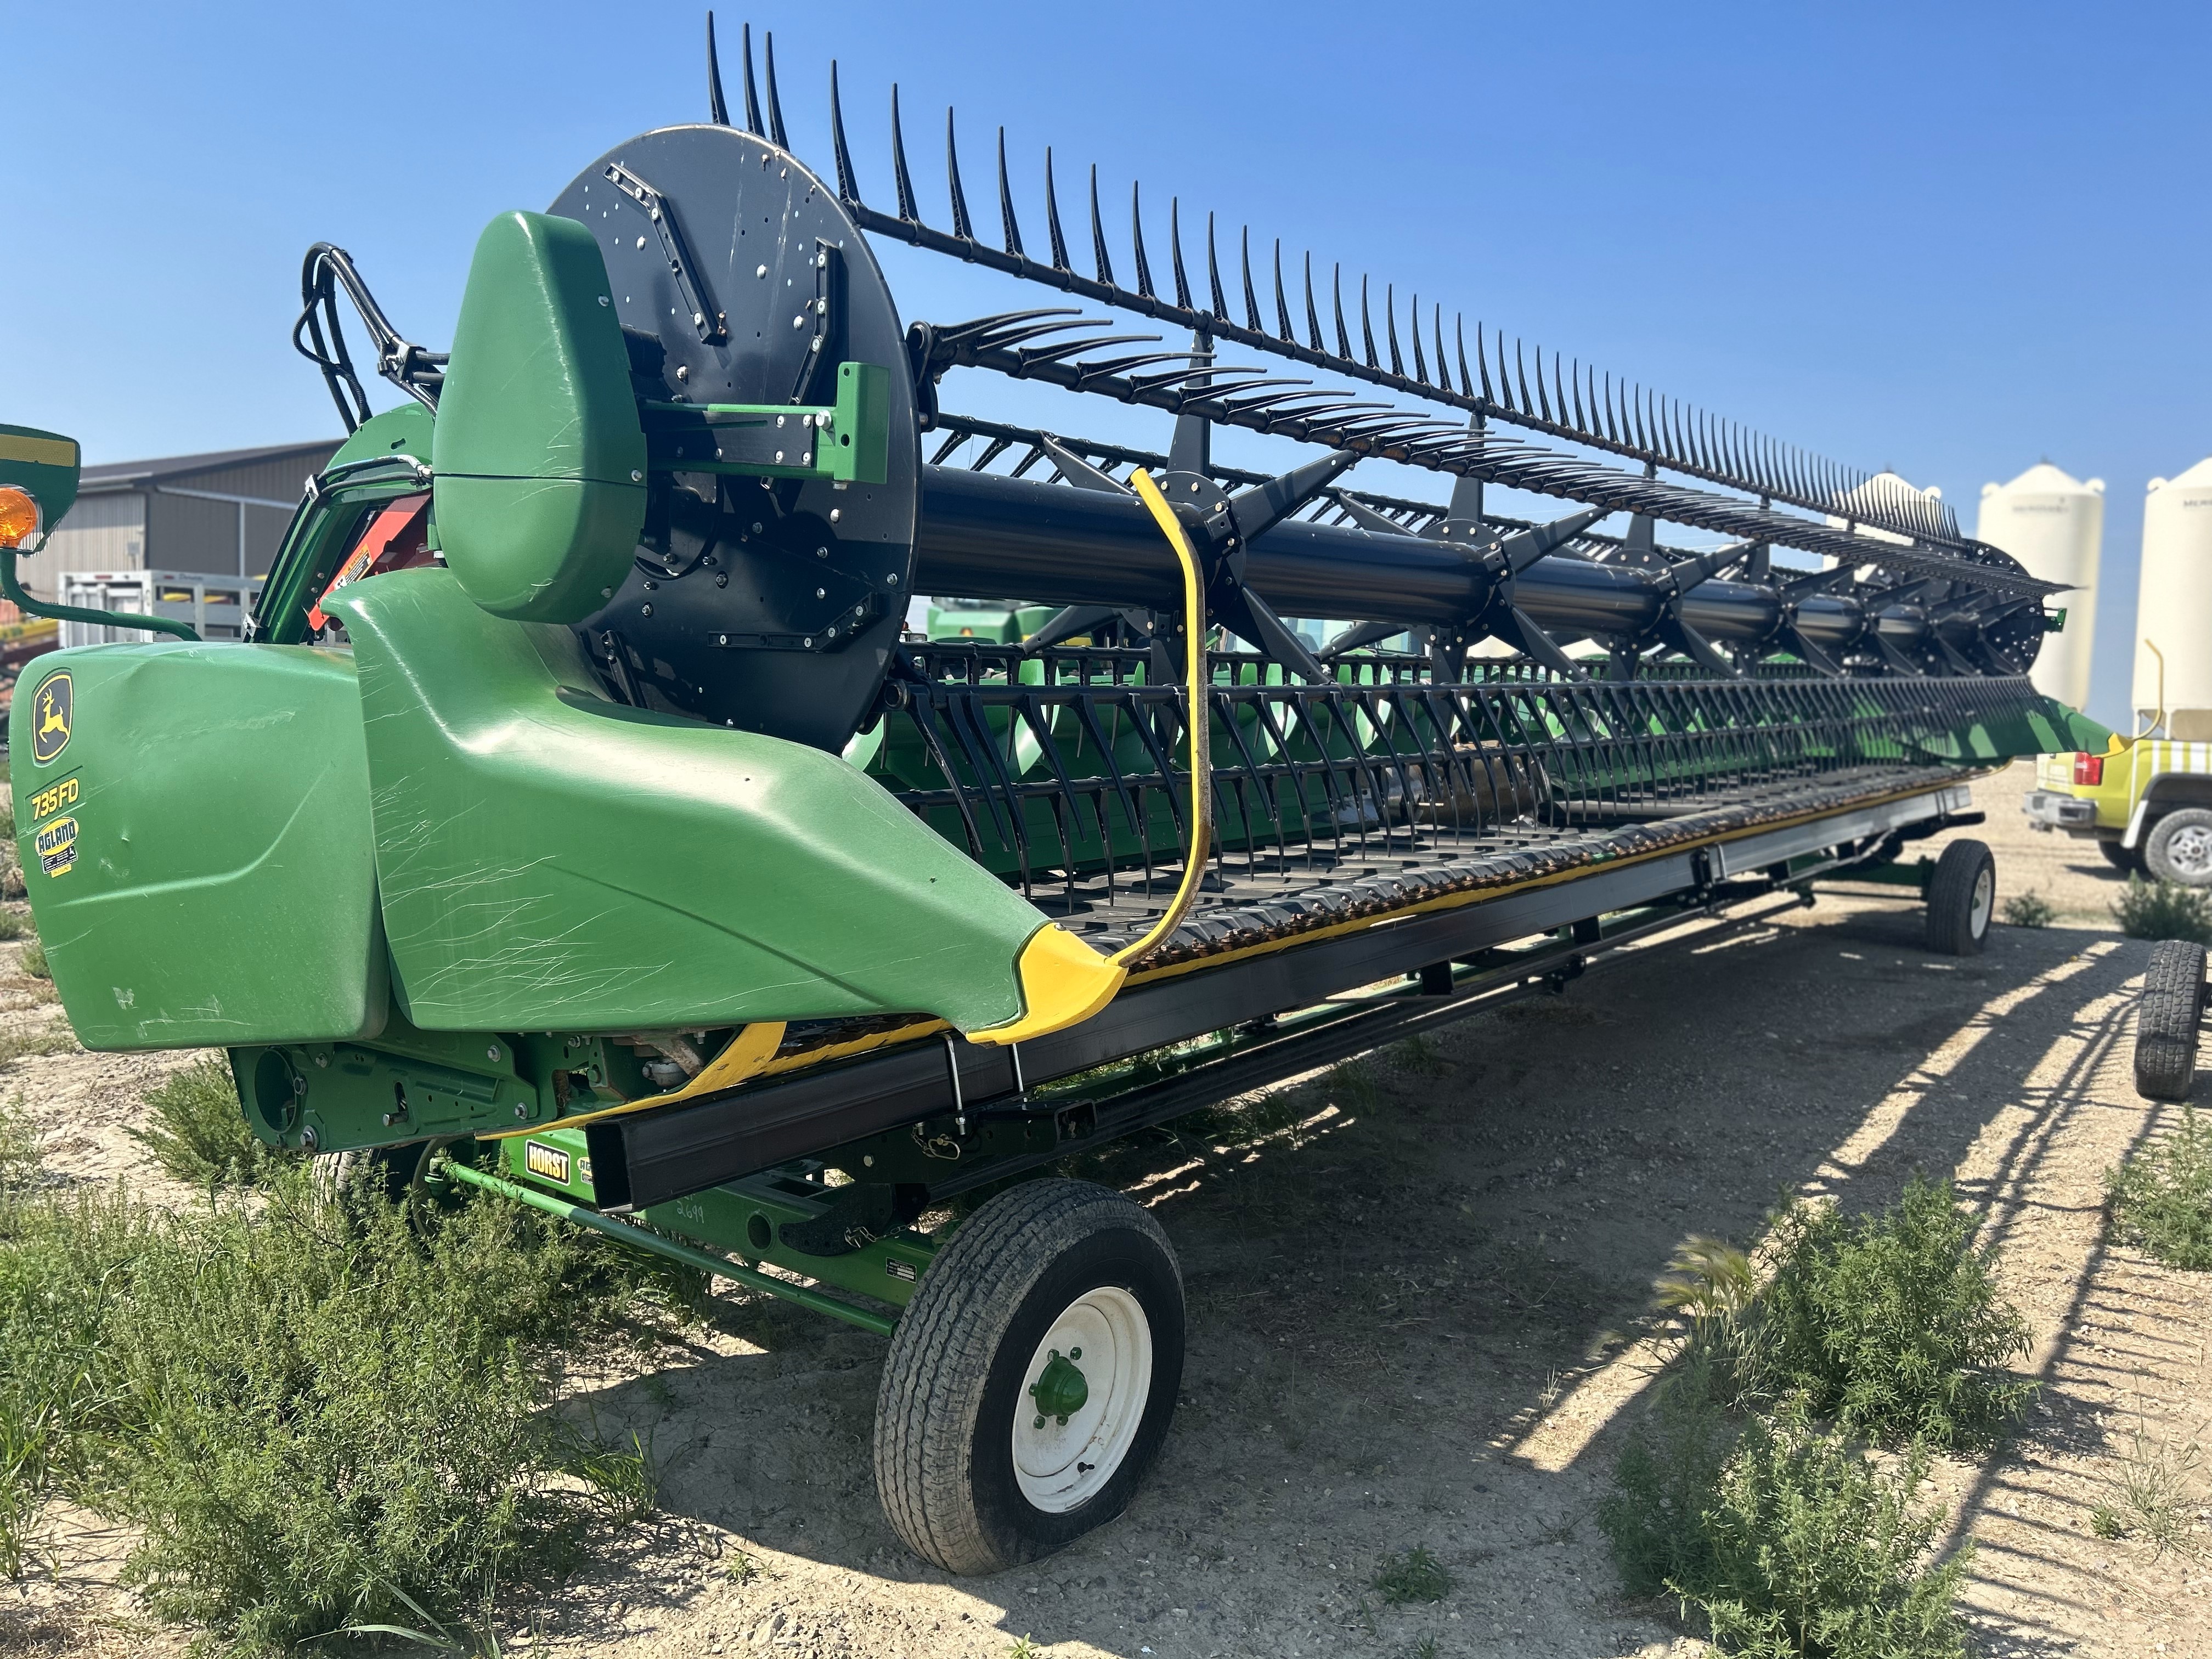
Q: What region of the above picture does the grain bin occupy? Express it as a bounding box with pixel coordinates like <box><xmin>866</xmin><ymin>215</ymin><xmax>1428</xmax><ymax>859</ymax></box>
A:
<box><xmin>1827</xmin><ymin>470</ymin><xmax>1942</xmax><ymax>552</ymax></box>
<box><xmin>2135</xmin><ymin>458</ymin><xmax>2212</xmax><ymax>726</ymax></box>
<box><xmin>1977</xmin><ymin>463</ymin><xmax>2103</xmax><ymax>709</ymax></box>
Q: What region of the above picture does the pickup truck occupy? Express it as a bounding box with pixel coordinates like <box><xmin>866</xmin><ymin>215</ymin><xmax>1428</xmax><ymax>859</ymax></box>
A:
<box><xmin>2024</xmin><ymin>727</ymin><xmax>2212</xmax><ymax>884</ymax></box>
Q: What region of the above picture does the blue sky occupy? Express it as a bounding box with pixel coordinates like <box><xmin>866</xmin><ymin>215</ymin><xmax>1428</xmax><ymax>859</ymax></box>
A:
<box><xmin>4</xmin><ymin>1</ymin><xmax>2199</xmax><ymax>725</ymax></box>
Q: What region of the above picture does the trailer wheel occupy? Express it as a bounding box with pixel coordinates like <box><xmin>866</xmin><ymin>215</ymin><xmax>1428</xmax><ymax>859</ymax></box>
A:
<box><xmin>873</xmin><ymin>1178</ymin><xmax>1184</xmax><ymax>1575</ymax></box>
<box><xmin>1925</xmin><ymin>839</ymin><xmax>1996</xmax><ymax>956</ymax></box>
<box><xmin>312</xmin><ymin>1140</ymin><xmax>438</xmax><ymax>1203</ymax></box>
<box><xmin>2135</xmin><ymin>939</ymin><xmax>2207</xmax><ymax>1101</ymax></box>
<box><xmin>2146</xmin><ymin>809</ymin><xmax>2212</xmax><ymax>887</ymax></box>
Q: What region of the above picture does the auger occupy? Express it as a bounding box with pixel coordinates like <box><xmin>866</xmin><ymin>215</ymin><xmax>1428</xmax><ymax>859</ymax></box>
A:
<box><xmin>0</xmin><ymin>16</ymin><xmax>2109</xmax><ymax>1572</ymax></box>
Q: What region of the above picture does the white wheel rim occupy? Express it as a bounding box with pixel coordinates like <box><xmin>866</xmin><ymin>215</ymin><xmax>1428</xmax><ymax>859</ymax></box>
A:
<box><xmin>2170</xmin><ymin>826</ymin><xmax>2212</xmax><ymax>881</ymax></box>
<box><xmin>1970</xmin><ymin>865</ymin><xmax>1994</xmax><ymax>935</ymax></box>
<box><xmin>1011</xmin><ymin>1286</ymin><xmax>1152</xmax><ymax>1514</ymax></box>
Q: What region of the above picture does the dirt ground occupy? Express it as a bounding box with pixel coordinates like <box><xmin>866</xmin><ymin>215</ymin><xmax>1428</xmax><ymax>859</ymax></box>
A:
<box><xmin>11</xmin><ymin>759</ymin><xmax>2212</xmax><ymax>1658</ymax></box>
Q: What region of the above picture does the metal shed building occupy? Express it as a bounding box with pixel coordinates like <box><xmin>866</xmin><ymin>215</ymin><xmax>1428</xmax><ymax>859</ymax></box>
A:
<box><xmin>33</xmin><ymin>441</ymin><xmax>339</xmax><ymax>599</ymax></box>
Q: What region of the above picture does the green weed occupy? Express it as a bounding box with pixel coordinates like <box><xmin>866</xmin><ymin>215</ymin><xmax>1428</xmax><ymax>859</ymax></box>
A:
<box><xmin>1373</xmin><ymin>1545</ymin><xmax>1451</xmax><ymax>1605</ymax></box>
<box><xmin>1600</xmin><ymin>1350</ymin><xmax>1737</xmax><ymax>1599</ymax></box>
<box><xmin>0</xmin><ymin>1158</ymin><xmax>153</xmax><ymax>1580</ymax></box>
<box><xmin>1752</xmin><ymin>1176</ymin><xmax>2033</xmax><ymax>1449</ymax></box>
<box><xmin>1325</xmin><ymin>1061</ymin><xmax>1381</xmax><ymax>1111</ymax></box>
<box><xmin>0</xmin><ymin>909</ymin><xmax>28</xmax><ymax>943</ymax></box>
<box><xmin>1605</xmin><ymin>1183</ymin><xmax>2027</xmax><ymax>1651</ymax></box>
<box><xmin>1389</xmin><ymin>1034</ymin><xmax>1452</xmax><ymax>1076</ymax></box>
<box><xmin>2090</xmin><ymin>1502</ymin><xmax>2125</xmax><ymax>1540</ymax></box>
<box><xmin>2000</xmin><ymin>890</ymin><xmax>2056</xmax><ymax>928</ymax></box>
<box><xmin>558</xmin><ymin>1413</ymin><xmax>660</xmax><ymax>1524</ymax></box>
<box><xmin>0</xmin><ymin>1138</ymin><xmax>690</xmax><ymax>1651</ymax></box>
<box><xmin>2112</xmin><ymin>1414</ymin><xmax>2205</xmax><ymax>1557</ymax></box>
<box><xmin>0</xmin><ymin>1093</ymin><xmax>37</xmax><ymax>1197</ymax></box>
<box><xmin>127</xmin><ymin>1054</ymin><xmax>286</xmax><ymax>1188</ymax></box>
<box><xmin>19</xmin><ymin>938</ymin><xmax>47</xmax><ymax>980</ymax></box>
<box><xmin>2108</xmin><ymin>1108</ymin><xmax>2212</xmax><ymax>1269</ymax></box>
<box><xmin>2115</xmin><ymin>877</ymin><xmax>2212</xmax><ymax>945</ymax></box>
<box><xmin>1688</xmin><ymin>1401</ymin><xmax>1970</xmax><ymax>1658</ymax></box>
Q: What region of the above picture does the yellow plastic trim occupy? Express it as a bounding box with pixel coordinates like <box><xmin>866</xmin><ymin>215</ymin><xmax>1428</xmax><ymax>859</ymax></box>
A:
<box><xmin>480</xmin><ymin>1019</ymin><xmax>787</xmax><ymax>1138</ymax></box>
<box><xmin>966</xmin><ymin>923</ymin><xmax>1127</xmax><ymax>1046</ymax></box>
<box><xmin>961</xmin><ymin>465</ymin><xmax>1209</xmax><ymax>1047</ymax></box>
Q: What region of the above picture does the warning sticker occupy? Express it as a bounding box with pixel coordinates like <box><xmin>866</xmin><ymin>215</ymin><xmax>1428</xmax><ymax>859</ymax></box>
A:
<box><xmin>34</xmin><ymin>815</ymin><xmax>76</xmax><ymax>877</ymax></box>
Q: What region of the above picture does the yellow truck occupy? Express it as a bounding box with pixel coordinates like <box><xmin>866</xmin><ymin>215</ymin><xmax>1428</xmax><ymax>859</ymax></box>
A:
<box><xmin>2024</xmin><ymin>719</ymin><xmax>2212</xmax><ymax>884</ymax></box>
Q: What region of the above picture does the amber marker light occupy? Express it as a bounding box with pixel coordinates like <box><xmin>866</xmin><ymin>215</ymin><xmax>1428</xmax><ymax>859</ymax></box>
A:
<box><xmin>0</xmin><ymin>487</ymin><xmax>40</xmax><ymax>552</ymax></box>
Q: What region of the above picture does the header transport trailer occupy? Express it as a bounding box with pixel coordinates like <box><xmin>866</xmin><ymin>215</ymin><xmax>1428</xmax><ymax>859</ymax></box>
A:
<box><xmin>0</xmin><ymin>21</ymin><xmax>2104</xmax><ymax>1574</ymax></box>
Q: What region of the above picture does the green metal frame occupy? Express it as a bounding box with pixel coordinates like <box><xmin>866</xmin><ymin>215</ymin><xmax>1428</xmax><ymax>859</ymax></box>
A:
<box><xmin>641</xmin><ymin>359</ymin><xmax>891</xmax><ymax>485</ymax></box>
<box><xmin>438</xmin><ymin>1158</ymin><xmax>904</xmax><ymax>1335</ymax></box>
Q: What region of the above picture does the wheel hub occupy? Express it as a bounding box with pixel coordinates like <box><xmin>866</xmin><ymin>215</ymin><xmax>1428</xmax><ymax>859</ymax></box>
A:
<box><xmin>1011</xmin><ymin>1285</ymin><xmax>1153</xmax><ymax>1514</ymax></box>
<box><xmin>2172</xmin><ymin>826</ymin><xmax>2212</xmax><ymax>878</ymax></box>
<box><xmin>1029</xmin><ymin>1347</ymin><xmax>1090</xmax><ymax>1427</ymax></box>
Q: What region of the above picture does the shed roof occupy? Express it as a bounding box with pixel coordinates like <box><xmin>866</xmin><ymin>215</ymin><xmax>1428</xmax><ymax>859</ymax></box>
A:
<box><xmin>78</xmin><ymin>441</ymin><xmax>340</xmax><ymax>492</ymax></box>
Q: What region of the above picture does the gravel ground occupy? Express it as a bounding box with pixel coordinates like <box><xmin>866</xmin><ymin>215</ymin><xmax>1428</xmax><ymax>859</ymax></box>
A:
<box><xmin>12</xmin><ymin>761</ymin><xmax>2212</xmax><ymax>1658</ymax></box>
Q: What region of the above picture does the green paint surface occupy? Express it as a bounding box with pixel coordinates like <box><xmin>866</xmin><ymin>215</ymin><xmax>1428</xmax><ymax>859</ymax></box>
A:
<box><xmin>12</xmin><ymin>645</ymin><xmax>387</xmax><ymax>1048</ymax></box>
<box><xmin>327</xmin><ymin>567</ymin><xmax>1045</xmax><ymax>1034</ymax></box>
<box><xmin>431</xmin><ymin>210</ymin><xmax>646</xmax><ymax>622</ymax></box>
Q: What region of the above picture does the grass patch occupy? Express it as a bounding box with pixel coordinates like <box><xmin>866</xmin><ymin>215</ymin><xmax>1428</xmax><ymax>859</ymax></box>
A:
<box><xmin>2115</xmin><ymin>877</ymin><xmax>2212</xmax><ymax>945</ymax></box>
<box><xmin>1321</xmin><ymin>1059</ymin><xmax>1381</xmax><ymax>1111</ymax></box>
<box><xmin>0</xmin><ymin>1013</ymin><xmax>76</xmax><ymax>1068</ymax></box>
<box><xmin>19</xmin><ymin>938</ymin><xmax>47</xmax><ymax>980</ymax></box>
<box><xmin>0</xmin><ymin>909</ymin><xmax>28</xmax><ymax>943</ymax></box>
<box><xmin>1373</xmin><ymin>1545</ymin><xmax>1451</xmax><ymax>1604</ymax></box>
<box><xmin>0</xmin><ymin>1135</ymin><xmax>692</xmax><ymax>1650</ymax></box>
<box><xmin>2109</xmin><ymin>1414</ymin><xmax>2204</xmax><ymax>1555</ymax></box>
<box><xmin>1388</xmin><ymin>1034</ymin><xmax>1452</xmax><ymax>1076</ymax></box>
<box><xmin>1752</xmin><ymin>1175</ymin><xmax>2033</xmax><ymax>1450</ymax></box>
<box><xmin>2108</xmin><ymin>1108</ymin><xmax>2212</xmax><ymax>1269</ymax></box>
<box><xmin>2000</xmin><ymin>889</ymin><xmax>2056</xmax><ymax>928</ymax></box>
<box><xmin>127</xmin><ymin>1055</ymin><xmax>286</xmax><ymax>1188</ymax></box>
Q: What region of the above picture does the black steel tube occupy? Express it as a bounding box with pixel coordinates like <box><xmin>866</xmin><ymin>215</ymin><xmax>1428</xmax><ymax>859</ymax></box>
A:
<box><xmin>915</xmin><ymin>465</ymin><xmax>1922</xmax><ymax>657</ymax></box>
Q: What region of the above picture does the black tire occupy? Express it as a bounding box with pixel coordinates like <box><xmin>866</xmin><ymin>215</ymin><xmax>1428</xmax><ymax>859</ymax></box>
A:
<box><xmin>2135</xmin><ymin>939</ymin><xmax>2207</xmax><ymax>1101</ymax></box>
<box><xmin>2146</xmin><ymin>809</ymin><xmax>2212</xmax><ymax>888</ymax></box>
<box><xmin>1925</xmin><ymin>839</ymin><xmax>1996</xmax><ymax>956</ymax></box>
<box><xmin>873</xmin><ymin>1178</ymin><xmax>1184</xmax><ymax>1575</ymax></box>
<box><xmin>312</xmin><ymin>1139</ymin><xmax>438</xmax><ymax>1203</ymax></box>
<box><xmin>2100</xmin><ymin>838</ymin><xmax>2145</xmax><ymax>876</ymax></box>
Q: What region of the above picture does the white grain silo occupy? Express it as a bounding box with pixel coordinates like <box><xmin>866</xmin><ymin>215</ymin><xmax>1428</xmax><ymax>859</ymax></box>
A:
<box><xmin>1826</xmin><ymin>470</ymin><xmax>1942</xmax><ymax>556</ymax></box>
<box><xmin>2134</xmin><ymin>458</ymin><xmax>2212</xmax><ymax>729</ymax></box>
<box><xmin>1976</xmin><ymin>463</ymin><xmax>2103</xmax><ymax>710</ymax></box>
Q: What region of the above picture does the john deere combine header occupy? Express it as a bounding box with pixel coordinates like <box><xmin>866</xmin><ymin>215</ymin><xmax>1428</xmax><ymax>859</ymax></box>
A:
<box><xmin>0</xmin><ymin>20</ymin><xmax>2104</xmax><ymax>1572</ymax></box>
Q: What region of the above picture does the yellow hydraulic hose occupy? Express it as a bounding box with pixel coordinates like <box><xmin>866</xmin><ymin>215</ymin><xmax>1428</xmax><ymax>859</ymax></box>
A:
<box><xmin>1113</xmin><ymin>468</ymin><xmax>1215</xmax><ymax>968</ymax></box>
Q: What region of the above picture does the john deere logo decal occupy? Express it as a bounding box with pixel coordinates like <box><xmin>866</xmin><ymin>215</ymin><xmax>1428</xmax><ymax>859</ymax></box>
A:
<box><xmin>30</xmin><ymin>672</ymin><xmax>70</xmax><ymax>765</ymax></box>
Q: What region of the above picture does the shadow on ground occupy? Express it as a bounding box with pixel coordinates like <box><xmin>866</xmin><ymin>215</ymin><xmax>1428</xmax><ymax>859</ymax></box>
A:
<box><xmin>526</xmin><ymin>899</ymin><xmax>2172</xmax><ymax>1658</ymax></box>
